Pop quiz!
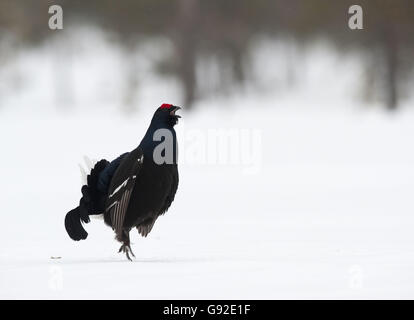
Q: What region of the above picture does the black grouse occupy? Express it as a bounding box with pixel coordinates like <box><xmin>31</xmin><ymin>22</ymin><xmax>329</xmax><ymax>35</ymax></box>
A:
<box><xmin>65</xmin><ymin>103</ymin><xmax>180</xmax><ymax>260</ymax></box>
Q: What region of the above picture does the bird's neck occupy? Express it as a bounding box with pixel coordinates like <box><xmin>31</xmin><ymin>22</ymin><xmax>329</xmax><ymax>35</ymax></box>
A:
<box><xmin>139</xmin><ymin>122</ymin><xmax>178</xmax><ymax>163</ymax></box>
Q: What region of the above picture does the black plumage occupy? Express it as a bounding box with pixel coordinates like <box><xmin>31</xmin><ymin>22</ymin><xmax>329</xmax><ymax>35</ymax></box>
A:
<box><xmin>65</xmin><ymin>159</ymin><xmax>109</xmax><ymax>241</ymax></box>
<box><xmin>65</xmin><ymin>104</ymin><xmax>180</xmax><ymax>260</ymax></box>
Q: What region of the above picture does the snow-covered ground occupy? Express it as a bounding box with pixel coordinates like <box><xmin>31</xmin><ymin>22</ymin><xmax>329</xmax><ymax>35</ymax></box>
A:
<box><xmin>1</xmin><ymin>105</ymin><xmax>414</xmax><ymax>299</ymax></box>
<box><xmin>1</xmin><ymin>29</ymin><xmax>414</xmax><ymax>299</ymax></box>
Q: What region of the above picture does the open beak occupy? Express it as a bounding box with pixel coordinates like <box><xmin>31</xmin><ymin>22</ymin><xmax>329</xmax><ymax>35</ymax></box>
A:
<box><xmin>170</xmin><ymin>106</ymin><xmax>182</xmax><ymax>118</ymax></box>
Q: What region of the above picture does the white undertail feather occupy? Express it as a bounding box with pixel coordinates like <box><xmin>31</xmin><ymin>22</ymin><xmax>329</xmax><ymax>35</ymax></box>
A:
<box><xmin>78</xmin><ymin>164</ymin><xmax>87</xmax><ymax>185</ymax></box>
<box><xmin>79</xmin><ymin>155</ymin><xmax>98</xmax><ymax>185</ymax></box>
<box><xmin>90</xmin><ymin>214</ymin><xmax>104</xmax><ymax>220</ymax></box>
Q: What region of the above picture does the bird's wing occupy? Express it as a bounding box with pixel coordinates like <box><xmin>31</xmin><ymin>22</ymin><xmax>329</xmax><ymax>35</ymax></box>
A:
<box><xmin>106</xmin><ymin>176</ymin><xmax>136</xmax><ymax>235</ymax></box>
<box><xmin>105</xmin><ymin>147</ymin><xmax>144</xmax><ymax>235</ymax></box>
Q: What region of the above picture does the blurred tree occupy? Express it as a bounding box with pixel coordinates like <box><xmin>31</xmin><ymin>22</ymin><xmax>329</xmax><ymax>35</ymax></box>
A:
<box><xmin>0</xmin><ymin>0</ymin><xmax>413</xmax><ymax>110</ymax></box>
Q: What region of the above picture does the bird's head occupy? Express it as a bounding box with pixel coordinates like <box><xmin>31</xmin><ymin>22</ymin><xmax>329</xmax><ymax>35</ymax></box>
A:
<box><xmin>151</xmin><ymin>103</ymin><xmax>182</xmax><ymax>127</ymax></box>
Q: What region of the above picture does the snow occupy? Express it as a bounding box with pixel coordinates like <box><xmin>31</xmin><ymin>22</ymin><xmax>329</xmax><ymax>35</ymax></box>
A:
<box><xmin>1</xmin><ymin>29</ymin><xmax>414</xmax><ymax>299</ymax></box>
<box><xmin>1</xmin><ymin>106</ymin><xmax>414</xmax><ymax>299</ymax></box>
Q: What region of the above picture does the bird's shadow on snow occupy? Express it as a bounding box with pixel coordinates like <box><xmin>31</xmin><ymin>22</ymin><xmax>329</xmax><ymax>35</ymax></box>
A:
<box><xmin>57</xmin><ymin>256</ymin><xmax>224</xmax><ymax>265</ymax></box>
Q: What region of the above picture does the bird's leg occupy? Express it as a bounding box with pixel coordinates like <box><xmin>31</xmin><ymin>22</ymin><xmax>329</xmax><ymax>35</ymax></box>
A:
<box><xmin>118</xmin><ymin>230</ymin><xmax>135</xmax><ymax>261</ymax></box>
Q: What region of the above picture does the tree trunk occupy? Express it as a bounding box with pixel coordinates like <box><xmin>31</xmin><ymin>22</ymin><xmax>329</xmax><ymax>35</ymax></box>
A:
<box><xmin>383</xmin><ymin>27</ymin><xmax>398</xmax><ymax>110</ymax></box>
<box><xmin>175</xmin><ymin>0</ymin><xmax>199</xmax><ymax>110</ymax></box>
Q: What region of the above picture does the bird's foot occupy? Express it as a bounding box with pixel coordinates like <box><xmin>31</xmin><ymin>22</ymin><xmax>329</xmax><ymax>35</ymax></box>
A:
<box><xmin>118</xmin><ymin>243</ymin><xmax>135</xmax><ymax>261</ymax></box>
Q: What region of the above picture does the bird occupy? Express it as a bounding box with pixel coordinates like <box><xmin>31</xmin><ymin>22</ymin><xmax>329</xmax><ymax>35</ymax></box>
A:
<box><xmin>64</xmin><ymin>103</ymin><xmax>180</xmax><ymax>260</ymax></box>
